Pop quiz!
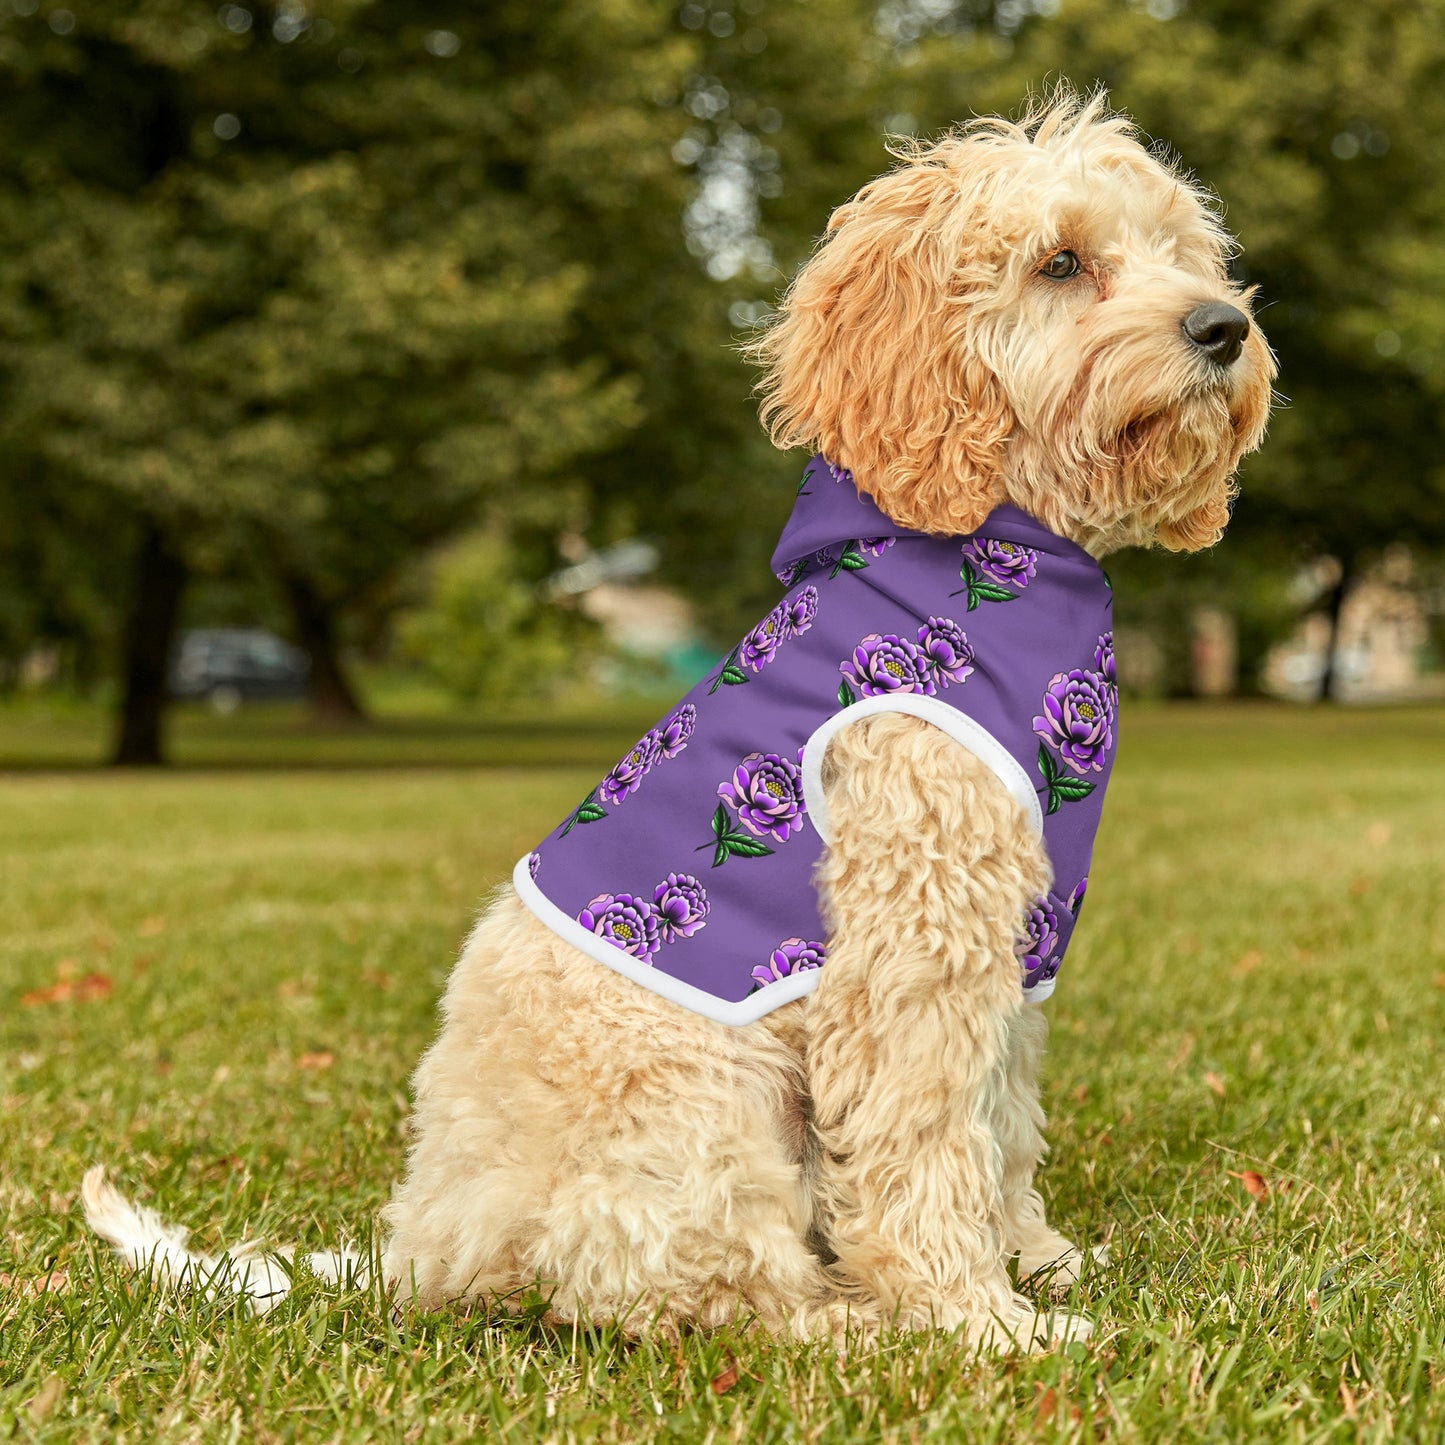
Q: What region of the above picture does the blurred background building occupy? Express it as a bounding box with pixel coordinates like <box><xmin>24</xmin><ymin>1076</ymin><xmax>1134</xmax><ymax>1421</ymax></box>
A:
<box><xmin>2</xmin><ymin>0</ymin><xmax>1443</xmax><ymax>762</ymax></box>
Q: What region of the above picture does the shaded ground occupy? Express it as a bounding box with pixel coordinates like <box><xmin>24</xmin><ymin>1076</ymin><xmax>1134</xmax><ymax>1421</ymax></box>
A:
<box><xmin>1</xmin><ymin>702</ymin><xmax>1442</xmax><ymax>1441</ymax></box>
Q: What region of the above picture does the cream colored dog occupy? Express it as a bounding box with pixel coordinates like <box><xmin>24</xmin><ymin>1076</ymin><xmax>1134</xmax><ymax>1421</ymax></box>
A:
<box><xmin>85</xmin><ymin>91</ymin><xmax>1273</xmax><ymax>1350</ymax></box>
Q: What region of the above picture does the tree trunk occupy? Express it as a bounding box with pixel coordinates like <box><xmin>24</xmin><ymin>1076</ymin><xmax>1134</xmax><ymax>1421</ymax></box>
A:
<box><xmin>111</xmin><ymin>521</ymin><xmax>187</xmax><ymax>766</ymax></box>
<box><xmin>1317</xmin><ymin>555</ymin><xmax>1354</xmax><ymax>703</ymax></box>
<box><xmin>283</xmin><ymin>572</ymin><xmax>366</xmax><ymax>724</ymax></box>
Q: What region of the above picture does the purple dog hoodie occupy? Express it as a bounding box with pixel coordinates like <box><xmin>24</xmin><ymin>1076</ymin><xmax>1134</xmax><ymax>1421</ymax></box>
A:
<box><xmin>514</xmin><ymin>454</ymin><xmax>1117</xmax><ymax>1026</ymax></box>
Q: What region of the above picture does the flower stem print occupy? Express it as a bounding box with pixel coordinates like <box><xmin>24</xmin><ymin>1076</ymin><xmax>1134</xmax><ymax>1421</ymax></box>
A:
<box><xmin>952</xmin><ymin>557</ymin><xmax>1019</xmax><ymax>610</ymax></box>
<box><xmin>1032</xmin><ymin>668</ymin><xmax>1114</xmax><ymax>801</ymax></box>
<box><xmin>951</xmin><ymin>537</ymin><xmax>1038</xmax><ymax>609</ymax></box>
<box><xmin>826</xmin><ymin>537</ymin><xmax>893</xmax><ymax>580</ymax></box>
<box><xmin>560</xmin><ymin>705</ymin><xmax>696</xmax><ymax>830</ymax></box>
<box><xmin>1032</xmin><ymin>664</ymin><xmax>1112</xmax><ymax>815</ymax></box>
<box><xmin>1036</xmin><ymin>743</ymin><xmax>1097</xmax><ymax>815</ymax></box>
<box><xmin>827</xmin><ymin>540</ymin><xmax>870</xmax><ymax>578</ymax></box>
<box><xmin>560</xmin><ymin>786</ymin><xmax>608</xmax><ymax>836</ymax></box>
<box><xmin>699</xmin><ymin>748</ymin><xmax>806</xmax><ymax>865</ymax></box>
<box><xmin>708</xmin><ymin>644</ymin><xmax>750</xmax><ymax>693</ymax></box>
<box><xmin>708</xmin><ymin>588</ymin><xmax>819</xmax><ymax>693</ymax></box>
<box><xmin>698</xmin><ymin>802</ymin><xmax>776</xmax><ymax>867</ymax></box>
<box><xmin>652</xmin><ymin>873</ymin><xmax>710</xmax><ymax>941</ymax></box>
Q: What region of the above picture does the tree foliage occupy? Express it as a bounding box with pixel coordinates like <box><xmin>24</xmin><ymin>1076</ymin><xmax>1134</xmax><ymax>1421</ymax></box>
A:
<box><xmin>2</xmin><ymin>0</ymin><xmax>1444</xmax><ymax>733</ymax></box>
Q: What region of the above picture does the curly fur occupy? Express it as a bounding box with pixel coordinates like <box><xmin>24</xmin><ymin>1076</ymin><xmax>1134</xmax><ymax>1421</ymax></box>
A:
<box><xmin>748</xmin><ymin>90</ymin><xmax>1273</xmax><ymax>553</ymax></box>
<box><xmin>85</xmin><ymin>87</ymin><xmax>1272</xmax><ymax>1353</ymax></box>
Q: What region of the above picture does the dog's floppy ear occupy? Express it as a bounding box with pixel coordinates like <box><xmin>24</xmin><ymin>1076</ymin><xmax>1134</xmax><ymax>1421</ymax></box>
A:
<box><xmin>749</xmin><ymin>144</ymin><xmax>1012</xmax><ymax>535</ymax></box>
<box><xmin>1154</xmin><ymin>493</ymin><xmax>1233</xmax><ymax>552</ymax></box>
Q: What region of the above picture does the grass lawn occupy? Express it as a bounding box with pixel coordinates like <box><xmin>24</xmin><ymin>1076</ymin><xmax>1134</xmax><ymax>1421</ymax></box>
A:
<box><xmin>2</xmin><ymin>700</ymin><xmax>1443</xmax><ymax>1442</ymax></box>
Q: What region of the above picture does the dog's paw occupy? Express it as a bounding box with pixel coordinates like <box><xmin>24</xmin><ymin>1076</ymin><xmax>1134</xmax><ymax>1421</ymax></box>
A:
<box><xmin>970</xmin><ymin>1296</ymin><xmax>1093</xmax><ymax>1353</ymax></box>
<box><xmin>1017</xmin><ymin>1239</ymin><xmax>1110</xmax><ymax>1294</ymax></box>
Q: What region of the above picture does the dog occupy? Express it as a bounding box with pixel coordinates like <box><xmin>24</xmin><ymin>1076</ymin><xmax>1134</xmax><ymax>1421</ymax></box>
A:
<box><xmin>85</xmin><ymin>89</ymin><xmax>1274</xmax><ymax>1351</ymax></box>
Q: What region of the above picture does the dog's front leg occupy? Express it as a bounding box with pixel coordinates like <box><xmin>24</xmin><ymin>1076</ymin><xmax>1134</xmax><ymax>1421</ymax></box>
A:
<box><xmin>994</xmin><ymin>1005</ymin><xmax>1096</xmax><ymax>1289</ymax></box>
<box><xmin>806</xmin><ymin>712</ymin><xmax>1088</xmax><ymax>1349</ymax></box>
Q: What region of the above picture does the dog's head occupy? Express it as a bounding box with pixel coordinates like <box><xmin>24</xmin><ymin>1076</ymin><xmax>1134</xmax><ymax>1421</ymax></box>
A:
<box><xmin>751</xmin><ymin>89</ymin><xmax>1275</xmax><ymax>554</ymax></box>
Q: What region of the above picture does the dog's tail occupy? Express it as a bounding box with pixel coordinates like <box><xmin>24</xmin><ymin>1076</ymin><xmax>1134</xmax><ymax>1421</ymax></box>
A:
<box><xmin>81</xmin><ymin>1165</ymin><xmax>368</xmax><ymax>1315</ymax></box>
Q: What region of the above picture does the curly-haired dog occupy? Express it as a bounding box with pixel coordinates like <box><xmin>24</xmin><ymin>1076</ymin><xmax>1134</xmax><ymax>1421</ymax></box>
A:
<box><xmin>85</xmin><ymin>91</ymin><xmax>1273</xmax><ymax>1350</ymax></box>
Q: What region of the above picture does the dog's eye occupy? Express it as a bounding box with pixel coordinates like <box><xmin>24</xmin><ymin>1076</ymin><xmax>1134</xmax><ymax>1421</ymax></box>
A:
<box><xmin>1040</xmin><ymin>250</ymin><xmax>1081</xmax><ymax>280</ymax></box>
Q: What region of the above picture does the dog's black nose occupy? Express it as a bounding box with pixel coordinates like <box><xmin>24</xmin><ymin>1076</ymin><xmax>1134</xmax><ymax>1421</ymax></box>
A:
<box><xmin>1182</xmin><ymin>302</ymin><xmax>1250</xmax><ymax>367</ymax></box>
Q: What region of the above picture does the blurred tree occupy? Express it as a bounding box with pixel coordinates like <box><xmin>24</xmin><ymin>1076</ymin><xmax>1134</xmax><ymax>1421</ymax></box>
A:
<box><xmin>554</xmin><ymin>0</ymin><xmax>889</xmax><ymax>638</ymax></box>
<box><xmin>0</xmin><ymin>0</ymin><xmax>687</xmax><ymax>758</ymax></box>
<box><xmin>396</xmin><ymin>527</ymin><xmax>596</xmax><ymax>705</ymax></box>
<box><xmin>8</xmin><ymin>0</ymin><xmax>1444</xmax><ymax>742</ymax></box>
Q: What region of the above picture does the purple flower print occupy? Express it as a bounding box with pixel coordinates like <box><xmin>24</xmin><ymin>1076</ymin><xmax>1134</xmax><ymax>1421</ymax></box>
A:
<box><xmin>917</xmin><ymin>616</ymin><xmax>974</xmax><ymax>688</ymax></box>
<box><xmin>652</xmin><ymin>873</ymin><xmax>710</xmax><ymax>942</ymax></box>
<box><xmin>1067</xmin><ymin>876</ymin><xmax>1088</xmax><ymax>915</ymax></box>
<box><xmin>578</xmin><ymin>892</ymin><xmax>661</xmax><ymax>961</ymax></box>
<box><xmin>825</xmin><ymin>460</ymin><xmax>854</xmax><ymax>487</ymax></box>
<box><xmin>752</xmin><ymin>937</ymin><xmax>828</xmax><ymax>987</ymax></box>
<box><xmin>1032</xmin><ymin>669</ymin><xmax>1115</xmax><ymax>775</ymax></box>
<box><xmin>839</xmin><ymin>632</ymin><xmax>937</xmax><ymax>698</ymax></box>
<box><xmin>599</xmin><ymin>728</ymin><xmax>663</xmax><ymax>806</ymax></box>
<box><xmin>966</xmin><ymin>537</ymin><xmax>1038</xmax><ymax>588</ymax></box>
<box><xmin>718</xmin><ymin>751</ymin><xmax>808</xmax><ymax>843</ymax></box>
<box><xmin>739</xmin><ymin>604</ymin><xmax>789</xmax><ymax>672</ymax></box>
<box><xmin>1094</xmin><ymin>631</ymin><xmax>1116</xmax><ymax>690</ymax></box>
<box><xmin>784</xmin><ymin>585</ymin><xmax>819</xmax><ymax>638</ymax></box>
<box><xmin>856</xmin><ymin>537</ymin><xmax>895</xmax><ymax>559</ymax></box>
<box><xmin>1018</xmin><ymin>898</ymin><xmax>1060</xmax><ymax>984</ymax></box>
<box><xmin>658</xmin><ymin>703</ymin><xmax>697</xmax><ymax>760</ymax></box>
<box><xmin>814</xmin><ymin>546</ymin><xmax>835</xmax><ymax>568</ymax></box>
<box><xmin>527</xmin><ymin>851</ymin><xmax>541</xmax><ymax>879</ymax></box>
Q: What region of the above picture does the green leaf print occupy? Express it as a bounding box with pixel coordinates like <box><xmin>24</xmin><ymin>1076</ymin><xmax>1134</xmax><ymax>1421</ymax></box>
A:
<box><xmin>698</xmin><ymin>801</ymin><xmax>776</xmax><ymax>868</ymax></box>
<box><xmin>708</xmin><ymin>646</ymin><xmax>750</xmax><ymax>695</ymax></box>
<box><xmin>1036</xmin><ymin>742</ymin><xmax>1096</xmax><ymax>815</ymax></box>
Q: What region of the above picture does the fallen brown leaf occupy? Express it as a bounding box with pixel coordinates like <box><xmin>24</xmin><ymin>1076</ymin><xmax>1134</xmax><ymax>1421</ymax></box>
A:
<box><xmin>1232</xmin><ymin>949</ymin><xmax>1263</xmax><ymax>978</ymax></box>
<box><xmin>1034</xmin><ymin>1386</ymin><xmax>1058</xmax><ymax>1426</ymax></box>
<box><xmin>710</xmin><ymin>1358</ymin><xmax>739</xmax><ymax>1395</ymax></box>
<box><xmin>361</xmin><ymin>968</ymin><xmax>394</xmax><ymax>992</ymax></box>
<box><xmin>1348</xmin><ymin>876</ymin><xmax>1372</xmax><ymax>899</ymax></box>
<box><xmin>1204</xmin><ymin>1071</ymin><xmax>1227</xmax><ymax>1098</ymax></box>
<box><xmin>1228</xmin><ymin>1169</ymin><xmax>1268</xmax><ymax>1201</ymax></box>
<box><xmin>1070</xmin><ymin>1083</ymin><xmax>1089</xmax><ymax>1103</ymax></box>
<box><xmin>21</xmin><ymin>973</ymin><xmax>113</xmax><ymax>1007</ymax></box>
<box><xmin>0</xmin><ymin>1268</ymin><xmax>69</xmax><ymax>1298</ymax></box>
<box><xmin>138</xmin><ymin>915</ymin><xmax>166</xmax><ymax>937</ymax></box>
<box><xmin>296</xmin><ymin>1051</ymin><xmax>335</xmax><ymax>1072</ymax></box>
<box><xmin>1433</xmin><ymin>973</ymin><xmax>1445</xmax><ymax>990</ymax></box>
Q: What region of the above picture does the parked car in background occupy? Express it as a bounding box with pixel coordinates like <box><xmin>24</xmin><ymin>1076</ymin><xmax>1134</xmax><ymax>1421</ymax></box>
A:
<box><xmin>169</xmin><ymin>629</ymin><xmax>310</xmax><ymax>712</ymax></box>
